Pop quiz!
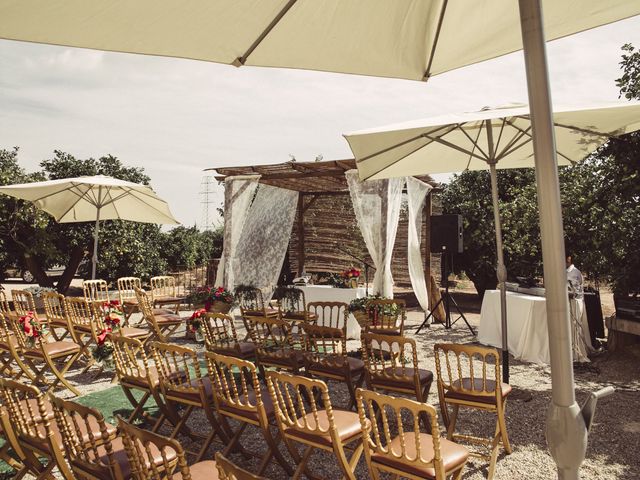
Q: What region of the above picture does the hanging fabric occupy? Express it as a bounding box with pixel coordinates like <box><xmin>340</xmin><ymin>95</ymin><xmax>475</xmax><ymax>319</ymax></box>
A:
<box><xmin>214</xmin><ymin>174</ymin><xmax>260</xmax><ymax>289</ymax></box>
<box><xmin>233</xmin><ymin>184</ymin><xmax>298</xmax><ymax>300</ymax></box>
<box><xmin>346</xmin><ymin>170</ymin><xmax>403</xmax><ymax>297</ymax></box>
<box><xmin>406</xmin><ymin>176</ymin><xmax>433</xmax><ymax>313</ymax></box>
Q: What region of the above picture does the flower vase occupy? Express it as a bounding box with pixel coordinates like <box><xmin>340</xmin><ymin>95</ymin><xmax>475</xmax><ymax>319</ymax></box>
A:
<box><xmin>349</xmin><ymin>278</ymin><xmax>358</xmax><ymax>289</ymax></box>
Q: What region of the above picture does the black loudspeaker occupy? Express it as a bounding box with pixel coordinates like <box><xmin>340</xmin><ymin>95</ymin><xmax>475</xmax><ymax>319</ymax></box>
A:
<box><xmin>430</xmin><ymin>214</ymin><xmax>463</xmax><ymax>253</ymax></box>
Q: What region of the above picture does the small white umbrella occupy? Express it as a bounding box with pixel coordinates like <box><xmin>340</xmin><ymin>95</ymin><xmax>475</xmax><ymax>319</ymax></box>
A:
<box><xmin>0</xmin><ymin>175</ymin><xmax>179</xmax><ymax>279</ymax></box>
<box><xmin>345</xmin><ymin>100</ymin><xmax>640</xmax><ymax>383</ymax></box>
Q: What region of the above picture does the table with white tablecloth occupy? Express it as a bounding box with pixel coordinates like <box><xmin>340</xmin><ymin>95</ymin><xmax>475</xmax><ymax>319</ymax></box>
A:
<box><xmin>296</xmin><ymin>285</ymin><xmax>366</xmax><ymax>340</ymax></box>
<box><xmin>478</xmin><ymin>290</ymin><xmax>594</xmax><ymax>364</ymax></box>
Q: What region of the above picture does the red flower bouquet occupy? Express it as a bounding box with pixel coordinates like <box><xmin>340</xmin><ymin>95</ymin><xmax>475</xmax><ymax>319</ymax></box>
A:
<box><xmin>187</xmin><ymin>286</ymin><xmax>234</xmax><ymax>313</ymax></box>
<box><xmin>189</xmin><ymin>308</ymin><xmax>207</xmax><ymax>333</ymax></box>
<box><xmin>19</xmin><ymin>311</ymin><xmax>46</xmax><ymax>347</ymax></box>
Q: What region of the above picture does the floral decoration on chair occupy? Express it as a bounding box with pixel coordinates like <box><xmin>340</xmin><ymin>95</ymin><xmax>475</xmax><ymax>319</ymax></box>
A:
<box><xmin>92</xmin><ymin>300</ymin><xmax>124</xmax><ymax>367</ymax></box>
<box><xmin>189</xmin><ymin>308</ymin><xmax>207</xmax><ymax>333</ymax></box>
<box><xmin>19</xmin><ymin>311</ymin><xmax>46</xmax><ymax>347</ymax></box>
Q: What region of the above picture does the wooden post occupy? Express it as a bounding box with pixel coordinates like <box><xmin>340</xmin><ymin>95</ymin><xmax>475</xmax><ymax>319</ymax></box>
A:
<box><xmin>297</xmin><ymin>194</ymin><xmax>305</xmax><ymax>276</ymax></box>
<box><xmin>424</xmin><ymin>192</ymin><xmax>432</xmax><ymax>283</ymax></box>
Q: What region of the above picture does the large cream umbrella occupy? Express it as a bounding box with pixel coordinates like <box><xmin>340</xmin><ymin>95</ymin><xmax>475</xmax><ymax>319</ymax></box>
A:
<box><xmin>0</xmin><ymin>175</ymin><xmax>179</xmax><ymax>279</ymax></box>
<box><xmin>345</xmin><ymin>100</ymin><xmax>640</xmax><ymax>383</ymax></box>
<box><xmin>1</xmin><ymin>1</ymin><xmax>638</xmax><ymax>477</ymax></box>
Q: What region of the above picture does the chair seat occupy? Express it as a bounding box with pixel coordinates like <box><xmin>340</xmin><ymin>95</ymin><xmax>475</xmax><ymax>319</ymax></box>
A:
<box><xmin>308</xmin><ymin>356</ymin><xmax>364</xmax><ymax>376</ymax></box>
<box><xmin>25</xmin><ymin>341</ymin><xmax>81</xmax><ymax>359</ymax></box>
<box><xmin>242</xmin><ymin>308</ymin><xmax>279</xmax><ymax>317</ymax></box>
<box><xmin>120</xmin><ymin>327</ymin><xmax>150</xmax><ymax>339</ymax></box>
<box><xmin>444</xmin><ymin>378</ymin><xmax>512</xmax><ymax>405</ymax></box>
<box><xmin>282</xmin><ymin>311</ymin><xmax>318</xmax><ymax>322</ymax></box>
<box><xmin>169</xmin><ymin>376</ymin><xmax>214</xmax><ymax>404</ymax></box>
<box><xmin>153</xmin><ymin>296</ymin><xmax>184</xmax><ymax>304</ymax></box>
<box><xmin>372</xmin><ymin>367</ymin><xmax>434</xmax><ymax>390</ymax></box>
<box><xmin>49</xmin><ymin>319</ymin><xmax>69</xmax><ymax>329</ymax></box>
<box><xmin>285</xmin><ymin>410</ymin><xmax>367</xmax><ymax>448</ymax></box>
<box><xmin>218</xmin><ymin>390</ymin><xmax>275</xmax><ymax>423</ymax></box>
<box><xmin>213</xmin><ymin>341</ymin><xmax>256</xmax><ymax>359</ymax></box>
<box><xmin>259</xmin><ymin>348</ymin><xmax>305</xmax><ymax>368</ymax></box>
<box><xmin>0</xmin><ymin>334</ymin><xmax>19</xmax><ymax>351</ymax></box>
<box><xmin>372</xmin><ymin>433</ymin><xmax>469</xmax><ymax>479</ymax></box>
<box><xmin>154</xmin><ymin>314</ymin><xmax>186</xmax><ymax>325</ymax></box>
<box><xmin>124</xmin><ymin>365</ymin><xmax>187</xmax><ymax>390</ymax></box>
<box><xmin>174</xmin><ymin>460</ymin><xmax>219</xmax><ymax>480</ymax></box>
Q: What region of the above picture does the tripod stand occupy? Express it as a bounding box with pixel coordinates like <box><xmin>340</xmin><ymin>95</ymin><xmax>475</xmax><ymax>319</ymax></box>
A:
<box><xmin>415</xmin><ymin>249</ymin><xmax>475</xmax><ymax>335</ymax></box>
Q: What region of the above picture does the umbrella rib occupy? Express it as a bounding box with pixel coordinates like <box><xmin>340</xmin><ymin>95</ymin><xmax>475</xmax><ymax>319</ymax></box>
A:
<box><xmin>233</xmin><ymin>0</ymin><xmax>299</xmax><ymax>66</ymax></box>
<box><xmin>115</xmin><ymin>187</ymin><xmax>177</xmax><ymax>223</ymax></box>
<box><xmin>496</xmin><ymin>120</ymin><xmax>533</xmax><ymax>158</ymax></box>
<box><xmin>422</xmin><ymin>0</ymin><xmax>449</xmax><ymax>81</ymax></box>
<box><xmin>463</xmin><ymin>120</ymin><xmax>486</xmax><ymax>170</ymax></box>
<box><xmin>54</xmin><ymin>184</ymin><xmax>99</xmax><ymax>221</ymax></box>
<box><xmin>493</xmin><ymin>118</ymin><xmax>508</xmax><ymax>156</ymax></box>
<box><xmin>453</xmin><ymin>124</ymin><xmax>490</xmax><ymax>160</ymax></box>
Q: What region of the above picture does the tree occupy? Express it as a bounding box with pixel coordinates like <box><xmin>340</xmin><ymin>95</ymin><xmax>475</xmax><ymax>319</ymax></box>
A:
<box><xmin>160</xmin><ymin>226</ymin><xmax>223</xmax><ymax>271</ymax></box>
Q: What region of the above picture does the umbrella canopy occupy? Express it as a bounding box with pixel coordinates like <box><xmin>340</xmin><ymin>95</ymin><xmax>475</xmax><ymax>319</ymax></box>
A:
<box><xmin>345</xmin><ymin>100</ymin><xmax>640</xmax><ymax>384</ymax></box>
<box><xmin>0</xmin><ymin>175</ymin><xmax>179</xmax><ymax>278</ymax></box>
<box><xmin>0</xmin><ymin>1</ymin><xmax>638</xmax><ymax>81</ymax></box>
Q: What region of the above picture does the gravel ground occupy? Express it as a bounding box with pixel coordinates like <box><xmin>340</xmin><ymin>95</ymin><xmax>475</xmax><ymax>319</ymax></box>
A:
<box><xmin>17</xmin><ymin>295</ymin><xmax>640</xmax><ymax>480</ymax></box>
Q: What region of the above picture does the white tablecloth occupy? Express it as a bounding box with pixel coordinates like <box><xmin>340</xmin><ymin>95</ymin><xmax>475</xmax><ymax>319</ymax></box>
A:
<box><xmin>478</xmin><ymin>290</ymin><xmax>594</xmax><ymax>364</ymax></box>
<box><xmin>297</xmin><ymin>285</ymin><xmax>366</xmax><ymax>340</ymax></box>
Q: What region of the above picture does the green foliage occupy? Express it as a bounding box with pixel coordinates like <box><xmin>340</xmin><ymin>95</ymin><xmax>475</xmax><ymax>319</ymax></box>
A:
<box><xmin>616</xmin><ymin>43</ymin><xmax>640</xmax><ymax>100</ymax></box>
<box><xmin>161</xmin><ymin>226</ymin><xmax>222</xmax><ymax>271</ymax></box>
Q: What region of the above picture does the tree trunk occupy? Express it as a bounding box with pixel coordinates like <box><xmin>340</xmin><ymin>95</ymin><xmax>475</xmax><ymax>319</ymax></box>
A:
<box><xmin>56</xmin><ymin>246</ymin><xmax>86</xmax><ymax>293</ymax></box>
<box><xmin>23</xmin><ymin>253</ymin><xmax>54</xmax><ymax>288</ymax></box>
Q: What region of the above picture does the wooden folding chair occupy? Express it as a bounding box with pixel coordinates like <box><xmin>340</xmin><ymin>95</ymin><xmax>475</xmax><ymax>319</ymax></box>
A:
<box><xmin>361</xmin><ymin>333</ymin><xmax>433</xmax><ymax>427</ymax></box>
<box><xmin>49</xmin><ymin>396</ymin><xmax>129</xmax><ymax>480</ymax></box>
<box><xmin>42</xmin><ymin>291</ymin><xmax>71</xmax><ymax>341</ymax></box>
<box><xmin>215</xmin><ymin>451</ymin><xmax>268</xmax><ymax>480</ymax></box>
<box><xmin>1</xmin><ymin>312</ymin><xmax>82</xmax><ymax>396</ymax></box>
<box><xmin>266</xmin><ymin>370</ymin><xmax>364</xmax><ymax>480</ymax></box>
<box><xmin>306</xmin><ymin>301</ymin><xmax>349</xmax><ymax>329</ymax></box>
<box><xmin>356</xmin><ymin>388</ymin><xmax>468</xmax><ymax>480</ymax></box>
<box><xmin>0</xmin><ymin>378</ymin><xmax>74</xmax><ymax>479</ymax></box>
<box><xmin>276</xmin><ymin>286</ymin><xmax>317</xmax><ymax>326</ymax></box>
<box><xmin>83</xmin><ymin>279</ymin><xmax>110</xmax><ymax>303</ymax></box>
<box><xmin>302</xmin><ymin>322</ymin><xmax>365</xmax><ymax>410</ymax></box>
<box><xmin>150</xmin><ymin>276</ymin><xmax>184</xmax><ymax>314</ymax></box>
<box><xmin>135</xmin><ymin>287</ymin><xmax>184</xmax><ymax>342</ymax></box>
<box><xmin>118</xmin><ymin>277</ymin><xmax>173</xmax><ymax>324</ymax></box>
<box><xmin>110</xmin><ymin>334</ymin><xmax>169</xmax><ymax>431</ymax></box>
<box><xmin>11</xmin><ymin>289</ymin><xmax>39</xmax><ymax>320</ymax></box>
<box><xmin>206</xmin><ymin>351</ymin><xmax>293</xmax><ymax>476</ymax></box>
<box><xmin>236</xmin><ymin>286</ymin><xmax>279</xmax><ymax>318</ymax></box>
<box><xmin>434</xmin><ymin>343</ymin><xmax>512</xmax><ymax>479</ymax></box>
<box><xmin>0</xmin><ymin>288</ymin><xmax>17</xmax><ymax>321</ymax></box>
<box><xmin>0</xmin><ymin>312</ymin><xmax>19</xmax><ymax>378</ymax></box>
<box><xmin>151</xmin><ymin>341</ymin><xmax>228</xmax><ymax>461</ymax></box>
<box><xmin>201</xmin><ymin>312</ymin><xmax>256</xmax><ymax>361</ymax></box>
<box><xmin>245</xmin><ymin>316</ymin><xmax>305</xmax><ymax>379</ymax></box>
<box><xmin>363</xmin><ymin>298</ymin><xmax>406</xmax><ymax>336</ymax></box>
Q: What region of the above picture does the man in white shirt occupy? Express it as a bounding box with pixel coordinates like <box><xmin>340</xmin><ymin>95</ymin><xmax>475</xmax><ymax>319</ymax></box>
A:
<box><xmin>566</xmin><ymin>254</ymin><xmax>584</xmax><ymax>299</ymax></box>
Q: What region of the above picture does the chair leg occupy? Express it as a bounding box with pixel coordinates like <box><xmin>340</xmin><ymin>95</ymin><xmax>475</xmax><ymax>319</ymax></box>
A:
<box><xmin>292</xmin><ymin>444</ymin><xmax>314</xmax><ymax>480</ymax></box>
<box><xmin>487</xmin><ymin>421</ymin><xmax>502</xmax><ymax>480</ymax></box>
<box><xmin>498</xmin><ymin>401</ymin><xmax>512</xmax><ymax>454</ymax></box>
<box><xmin>123</xmin><ymin>388</ymin><xmax>151</xmax><ymax>423</ymax></box>
<box><xmin>260</xmin><ymin>426</ymin><xmax>293</xmax><ymax>475</ymax></box>
<box><xmin>446</xmin><ymin>404</ymin><xmax>459</xmax><ymax>440</ymax></box>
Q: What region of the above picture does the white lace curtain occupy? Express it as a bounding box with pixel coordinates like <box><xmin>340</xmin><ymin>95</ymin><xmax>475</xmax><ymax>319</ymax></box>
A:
<box><xmin>233</xmin><ymin>184</ymin><xmax>298</xmax><ymax>299</ymax></box>
<box><xmin>346</xmin><ymin>170</ymin><xmax>403</xmax><ymax>297</ymax></box>
<box><xmin>406</xmin><ymin>176</ymin><xmax>433</xmax><ymax>312</ymax></box>
<box><xmin>215</xmin><ymin>175</ymin><xmax>260</xmax><ymax>289</ymax></box>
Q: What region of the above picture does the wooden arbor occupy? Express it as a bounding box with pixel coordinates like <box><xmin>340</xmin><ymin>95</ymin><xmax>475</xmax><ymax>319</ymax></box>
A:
<box><xmin>212</xmin><ymin>159</ymin><xmax>438</xmax><ymax>285</ymax></box>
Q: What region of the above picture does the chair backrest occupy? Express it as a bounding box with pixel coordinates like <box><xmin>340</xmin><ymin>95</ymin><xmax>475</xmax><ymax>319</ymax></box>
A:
<box><xmin>65</xmin><ymin>296</ymin><xmax>104</xmax><ymax>332</ymax></box>
<box><xmin>110</xmin><ymin>335</ymin><xmax>152</xmax><ymax>386</ymax></box>
<box><xmin>276</xmin><ymin>287</ymin><xmax>307</xmax><ymax>316</ymax></box>
<box><xmin>205</xmin><ymin>352</ymin><xmax>266</xmax><ymax>424</ymax></box>
<box><xmin>363</xmin><ymin>299</ymin><xmax>406</xmax><ymax>335</ymax></box>
<box><xmin>266</xmin><ymin>371</ymin><xmax>338</xmax><ymax>442</ymax></box>
<box><xmin>11</xmin><ymin>290</ymin><xmax>36</xmax><ymax>317</ymax></box>
<box><xmin>302</xmin><ymin>323</ymin><xmax>347</xmax><ymax>366</ymax></box>
<box><xmin>50</xmin><ymin>396</ymin><xmax>121</xmax><ymax>480</ymax></box>
<box><xmin>434</xmin><ymin>343</ymin><xmax>503</xmax><ymax>401</ymax></box>
<box><xmin>215</xmin><ymin>451</ymin><xmax>267</xmax><ymax>480</ymax></box>
<box><xmin>235</xmin><ymin>286</ymin><xmax>267</xmax><ymax>316</ymax></box>
<box><xmin>42</xmin><ymin>291</ymin><xmax>66</xmax><ymax>325</ymax></box>
<box><xmin>83</xmin><ymin>279</ymin><xmax>110</xmax><ymax>303</ymax></box>
<box><xmin>307</xmin><ymin>301</ymin><xmax>348</xmax><ymax>330</ymax></box>
<box><xmin>150</xmin><ymin>276</ymin><xmax>176</xmax><ymax>299</ymax></box>
<box><xmin>356</xmin><ymin>388</ymin><xmax>445</xmax><ymax>477</ymax></box>
<box><xmin>361</xmin><ymin>333</ymin><xmax>420</xmax><ymax>385</ymax></box>
<box><xmin>0</xmin><ymin>289</ymin><xmax>13</xmax><ymax>317</ymax></box>
<box><xmin>245</xmin><ymin>316</ymin><xmax>294</xmax><ymax>356</ymax></box>
<box><xmin>5</xmin><ymin>311</ymin><xmax>46</xmax><ymax>350</ymax></box>
<box><xmin>117</xmin><ymin>417</ymin><xmax>184</xmax><ymax>480</ymax></box>
<box><xmin>117</xmin><ymin>277</ymin><xmax>142</xmax><ymax>303</ymax></box>
<box><xmin>151</xmin><ymin>342</ymin><xmax>203</xmax><ymax>400</ymax></box>
<box><xmin>201</xmin><ymin>313</ymin><xmax>239</xmax><ymax>351</ymax></box>
<box><xmin>134</xmin><ymin>287</ymin><xmax>154</xmax><ymax>318</ymax></box>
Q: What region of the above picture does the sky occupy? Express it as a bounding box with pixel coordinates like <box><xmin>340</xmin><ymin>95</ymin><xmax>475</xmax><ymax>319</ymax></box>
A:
<box><xmin>1</xmin><ymin>15</ymin><xmax>639</xmax><ymax>228</ymax></box>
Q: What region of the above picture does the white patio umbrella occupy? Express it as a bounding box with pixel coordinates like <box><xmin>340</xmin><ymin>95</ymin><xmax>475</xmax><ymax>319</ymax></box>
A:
<box><xmin>2</xmin><ymin>0</ymin><xmax>638</xmax><ymax>477</ymax></box>
<box><xmin>344</xmin><ymin>100</ymin><xmax>640</xmax><ymax>383</ymax></box>
<box><xmin>0</xmin><ymin>175</ymin><xmax>179</xmax><ymax>279</ymax></box>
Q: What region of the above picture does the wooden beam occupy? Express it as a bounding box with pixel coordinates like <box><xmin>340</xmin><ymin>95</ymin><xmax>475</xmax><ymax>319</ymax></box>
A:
<box><xmin>425</xmin><ymin>192</ymin><xmax>432</xmax><ymax>286</ymax></box>
<box><xmin>297</xmin><ymin>194</ymin><xmax>305</xmax><ymax>276</ymax></box>
<box><xmin>302</xmin><ymin>195</ymin><xmax>319</xmax><ymax>214</ymax></box>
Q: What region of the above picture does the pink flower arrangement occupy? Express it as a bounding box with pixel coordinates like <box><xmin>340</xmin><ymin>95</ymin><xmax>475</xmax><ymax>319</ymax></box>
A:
<box><xmin>19</xmin><ymin>311</ymin><xmax>45</xmax><ymax>346</ymax></box>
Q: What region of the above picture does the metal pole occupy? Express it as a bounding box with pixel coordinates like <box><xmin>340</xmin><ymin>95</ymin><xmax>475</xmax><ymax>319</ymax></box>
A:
<box><xmin>518</xmin><ymin>1</ymin><xmax>585</xmax><ymax>478</ymax></box>
<box><xmin>91</xmin><ymin>207</ymin><xmax>100</xmax><ymax>280</ymax></box>
<box><xmin>488</xmin><ymin>161</ymin><xmax>509</xmax><ymax>384</ymax></box>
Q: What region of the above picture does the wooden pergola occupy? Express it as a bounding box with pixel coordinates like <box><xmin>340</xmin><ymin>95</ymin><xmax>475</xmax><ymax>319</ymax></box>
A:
<box><xmin>210</xmin><ymin>158</ymin><xmax>439</xmax><ymax>287</ymax></box>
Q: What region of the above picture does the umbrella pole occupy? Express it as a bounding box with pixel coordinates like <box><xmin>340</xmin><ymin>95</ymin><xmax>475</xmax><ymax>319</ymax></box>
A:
<box><xmin>91</xmin><ymin>206</ymin><xmax>101</xmax><ymax>280</ymax></box>
<box><xmin>519</xmin><ymin>1</ymin><xmax>586</xmax><ymax>478</ymax></box>
<box><xmin>488</xmin><ymin>162</ymin><xmax>509</xmax><ymax>384</ymax></box>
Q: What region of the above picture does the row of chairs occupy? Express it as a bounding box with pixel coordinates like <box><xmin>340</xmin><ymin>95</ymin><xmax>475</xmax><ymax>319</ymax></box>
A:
<box><xmin>0</xmin><ymin>377</ymin><xmax>262</xmax><ymax>479</ymax></box>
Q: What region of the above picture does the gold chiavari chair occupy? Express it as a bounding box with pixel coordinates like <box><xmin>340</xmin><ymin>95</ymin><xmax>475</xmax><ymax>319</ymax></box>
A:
<box><xmin>11</xmin><ymin>289</ymin><xmax>39</xmax><ymax>320</ymax></box>
<box><xmin>50</xmin><ymin>396</ymin><xmax>127</xmax><ymax>479</ymax></box>
<box><xmin>118</xmin><ymin>277</ymin><xmax>173</xmax><ymax>324</ymax></box>
<box><xmin>266</xmin><ymin>371</ymin><xmax>365</xmax><ymax>480</ymax></box>
<box><xmin>135</xmin><ymin>287</ymin><xmax>184</xmax><ymax>342</ymax></box>
<box><xmin>152</xmin><ymin>342</ymin><xmax>228</xmax><ymax>461</ymax></box>
<box><xmin>83</xmin><ymin>279</ymin><xmax>110</xmax><ymax>304</ymax></box>
<box><xmin>302</xmin><ymin>322</ymin><xmax>365</xmax><ymax>410</ymax></box>
<box><xmin>356</xmin><ymin>388</ymin><xmax>468</xmax><ymax>480</ymax></box>
<box><xmin>206</xmin><ymin>351</ymin><xmax>293</xmax><ymax>476</ymax></box>
<box><xmin>276</xmin><ymin>286</ymin><xmax>317</xmax><ymax>326</ymax></box>
<box><xmin>235</xmin><ymin>285</ymin><xmax>279</xmax><ymax>318</ymax></box>
<box><xmin>201</xmin><ymin>312</ymin><xmax>256</xmax><ymax>361</ymax></box>
<box><xmin>363</xmin><ymin>298</ymin><xmax>406</xmax><ymax>336</ymax></box>
<box><xmin>215</xmin><ymin>451</ymin><xmax>269</xmax><ymax>480</ymax></box>
<box><xmin>42</xmin><ymin>291</ymin><xmax>71</xmax><ymax>341</ymax></box>
<box><xmin>150</xmin><ymin>276</ymin><xmax>184</xmax><ymax>314</ymax></box>
<box><xmin>307</xmin><ymin>301</ymin><xmax>349</xmax><ymax>330</ymax></box>
<box><xmin>0</xmin><ymin>289</ymin><xmax>16</xmax><ymax>321</ymax></box>
<box><xmin>434</xmin><ymin>343</ymin><xmax>512</xmax><ymax>479</ymax></box>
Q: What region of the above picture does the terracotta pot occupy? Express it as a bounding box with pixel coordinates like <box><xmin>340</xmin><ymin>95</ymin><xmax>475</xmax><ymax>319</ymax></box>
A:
<box><xmin>207</xmin><ymin>301</ymin><xmax>233</xmax><ymax>314</ymax></box>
